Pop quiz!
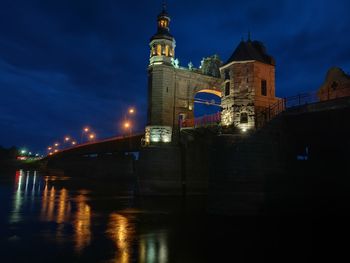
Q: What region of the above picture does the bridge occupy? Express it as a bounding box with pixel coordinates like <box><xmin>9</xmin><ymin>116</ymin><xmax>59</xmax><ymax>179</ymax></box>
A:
<box><xmin>40</xmin><ymin>86</ymin><xmax>350</xmax><ymax>215</ymax></box>
<box><xmin>45</xmin><ymin>86</ymin><xmax>350</xmax><ymax>163</ymax></box>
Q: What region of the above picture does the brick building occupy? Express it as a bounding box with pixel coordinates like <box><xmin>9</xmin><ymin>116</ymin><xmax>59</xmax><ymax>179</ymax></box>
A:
<box><xmin>145</xmin><ymin>5</ymin><xmax>280</xmax><ymax>144</ymax></box>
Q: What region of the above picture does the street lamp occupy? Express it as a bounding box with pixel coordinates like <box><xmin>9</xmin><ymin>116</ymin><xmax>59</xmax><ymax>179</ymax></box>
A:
<box><xmin>89</xmin><ymin>133</ymin><xmax>96</xmax><ymax>141</ymax></box>
<box><xmin>81</xmin><ymin>126</ymin><xmax>90</xmax><ymax>143</ymax></box>
<box><xmin>128</xmin><ymin>107</ymin><xmax>135</xmax><ymax>115</ymax></box>
<box><xmin>71</xmin><ymin>141</ymin><xmax>77</xmax><ymax>146</ymax></box>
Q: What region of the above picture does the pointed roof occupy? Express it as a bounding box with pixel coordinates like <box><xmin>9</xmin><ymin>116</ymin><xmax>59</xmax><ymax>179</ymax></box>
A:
<box><xmin>150</xmin><ymin>2</ymin><xmax>174</xmax><ymax>41</ymax></box>
<box><xmin>225</xmin><ymin>39</ymin><xmax>275</xmax><ymax>66</ymax></box>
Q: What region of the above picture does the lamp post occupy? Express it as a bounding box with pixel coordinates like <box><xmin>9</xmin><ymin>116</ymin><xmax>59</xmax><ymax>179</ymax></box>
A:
<box><xmin>81</xmin><ymin>127</ymin><xmax>90</xmax><ymax>144</ymax></box>
<box><xmin>123</xmin><ymin>121</ymin><xmax>132</xmax><ymax>151</ymax></box>
<box><xmin>88</xmin><ymin>133</ymin><xmax>96</xmax><ymax>142</ymax></box>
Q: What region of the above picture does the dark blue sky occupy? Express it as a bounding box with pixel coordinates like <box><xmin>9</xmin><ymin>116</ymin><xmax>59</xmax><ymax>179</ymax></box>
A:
<box><xmin>0</xmin><ymin>0</ymin><xmax>349</xmax><ymax>153</ymax></box>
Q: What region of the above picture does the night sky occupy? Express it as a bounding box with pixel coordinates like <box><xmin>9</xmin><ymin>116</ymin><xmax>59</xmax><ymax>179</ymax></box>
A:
<box><xmin>0</xmin><ymin>0</ymin><xmax>349</xmax><ymax>153</ymax></box>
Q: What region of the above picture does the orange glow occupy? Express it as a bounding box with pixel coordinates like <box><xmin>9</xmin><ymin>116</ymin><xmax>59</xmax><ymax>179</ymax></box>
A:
<box><xmin>54</xmin><ymin>149</ymin><xmax>58</xmax><ymax>153</ymax></box>
<box><xmin>89</xmin><ymin>134</ymin><xmax>95</xmax><ymax>140</ymax></box>
<box><xmin>128</xmin><ymin>108</ymin><xmax>135</xmax><ymax>114</ymax></box>
<box><xmin>124</xmin><ymin>122</ymin><xmax>131</xmax><ymax>129</ymax></box>
<box><xmin>83</xmin><ymin>127</ymin><xmax>90</xmax><ymax>132</ymax></box>
<box><xmin>74</xmin><ymin>195</ymin><xmax>91</xmax><ymax>252</ymax></box>
<box><xmin>72</xmin><ymin>141</ymin><xmax>77</xmax><ymax>145</ymax></box>
<box><xmin>196</xmin><ymin>89</ymin><xmax>222</xmax><ymax>97</ymax></box>
<box><xmin>49</xmin><ymin>152</ymin><xmax>53</xmax><ymax>156</ymax></box>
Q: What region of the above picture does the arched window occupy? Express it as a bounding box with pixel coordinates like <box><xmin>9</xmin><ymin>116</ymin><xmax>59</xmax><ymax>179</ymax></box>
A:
<box><xmin>261</xmin><ymin>80</ymin><xmax>267</xmax><ymax>96</ymax></box>
<box><xmin>225</xmin><ymin>82</ymin><xmax>230</xmax><ymax>96</ymax></box>
<box><xmin>165</xmin><ymin>45</ymin><xmax>169</xmax><ymax>56</ymax></box>
<box><xmin>240</xmin><ymin>112</ymin><xmax>248</xmax><ymax>123</ymax></box>
<box><xmin>156</xmin><ymin>44</ymin><xmax>162</xmax><ymax>56</ymax></box>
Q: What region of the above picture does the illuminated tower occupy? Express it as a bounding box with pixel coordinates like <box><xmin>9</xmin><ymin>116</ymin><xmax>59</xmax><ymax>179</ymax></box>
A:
<box><xmin>149</xmin><ymin>4</ymin><xmax>176</xmax><ymax>66</ymax></box>
<box><xmin>147</xmin><ymin>3</ymin><xmax>177</xmax><ymax>132</ymax></box>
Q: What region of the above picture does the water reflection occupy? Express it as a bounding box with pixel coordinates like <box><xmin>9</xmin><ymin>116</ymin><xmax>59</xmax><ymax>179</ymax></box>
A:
<box><xmin>40</xmin><ymin>184</ymin><xmax>92</xmax><ymax>252</ymax></box>
<box><xmin>107</xmin><ymin>213</ymin><xmax>135</xmax><ymax>263</ymax></box>
<box><xmin>10</xmin><ymin>170</ymin><xmax>92</xmax><ymax>252</ymax></box>
<box><xmin>8</xmin><ymin>170</ymin><xmax>171</xmax><ymax>262</ymax></box>
<box><xmin>10</xmin><ymin>170</ymin><xmax>43</xmax><ymax>223</ymax></box>
<box><xmin>73</xmin><ymin>194</ymin><xmax>91</xmax><ymax>252</ymax></box>
<box><xmin>139</xmin><ymin>232</ymin><xmax>168</xmax><ymax>263</ymax></box>
<box><xmin>106</xmin><ymin>212</ymin><xmax>169</xmax><ymax>263</ymax></box>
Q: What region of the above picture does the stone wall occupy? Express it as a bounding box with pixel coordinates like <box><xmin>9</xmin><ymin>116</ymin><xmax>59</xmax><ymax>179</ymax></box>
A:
<box><xmin>208</xmin><ymin>97</ymin><xmax>350</xmax><ymax>216</ymax></box>
<box><xmin>220</xmin><ymin>61</ymin><xmax>279</xmax><ymax>130</ymax></box>
<box><xmin>147</xmin><ymin>63</ymin><xmax>222</xmax><ymax>138</ymax></box>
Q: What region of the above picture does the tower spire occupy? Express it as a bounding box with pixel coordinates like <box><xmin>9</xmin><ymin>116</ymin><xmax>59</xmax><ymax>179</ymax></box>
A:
<box><xmin>162</xmin><ymin>0</ymin><xmax>167</xmax><ymax>13</ymax></box>
<box><xmin>149</xmin><ymin>1</ymin><xmax>176</xmax><ymax>66</ymax></box>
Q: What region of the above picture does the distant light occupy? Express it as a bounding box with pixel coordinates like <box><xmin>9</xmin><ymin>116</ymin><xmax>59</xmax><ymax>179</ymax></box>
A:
<box><xmin>84</xmin><ymin>127</ymin><xmax>90</xmax><ymax>132</ymax></box>
<box><xmin>29</xmin><ymin>152</ymin><xmax>32</xmax><ymax>155</ymax></box>
<box><xmin>242</xmin><ymin>128</ymin><xmax>247</xmax><ymax>133</ymax></box>
<box><xmin>48</xmin><ymin>147</ymin><xmax>52</xmax><ymax>150</ymax></box>
<box><xmin>49</xmin><ymin>152</ymin><xmax>53</xmax><ymax>156</ymax></box>
<box><xmin>124</xmin><ymin>122</ymin><xmax>131</xmax><ymax>129</ymax></box>
<box><xmin>89</xmin><ymin>134</ymin><xmax>95</xmax><ymax>139</ymax></box>
<box><xmin>35</xmin><ymin>153</ymin><xmax>39</xmax><ymax>157</ymax></box>
<box><xmin>54</xmin><ymin>143</ymin><xmax>59</xmax><ymax>147</ymax></box>
<box><xmin>54</xmin><ymin>149</ymin><xmax>58</xmax><ymax>153</ymax></box>
<box><xmin>65</xmin><ymin>137</ymin><xmax>70</xmax><ymax>141</ymax></box>
<box><xmin>72</xmin><ymin>141</ymin><xmax>77</xmax><ymax>145</ymax></box>
<box><xmin>128</xmin><ymin>108</ymin><xmax>135</xmax><ymax>114</ymax></box>
<box><xmin>20</xmin><ymin>150</ymin><xmax>26</xmax><ymax>154</ymax></box>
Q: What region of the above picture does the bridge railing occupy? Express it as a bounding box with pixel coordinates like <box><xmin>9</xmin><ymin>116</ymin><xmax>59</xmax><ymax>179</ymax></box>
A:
<box><xmin>180</xmin><ymin>112</ymin><xmax>221</xmax><ymax>129</ymax></box>
<box><xmin>256</xmin><ymin>85</ymin><xmax>350</xmax><ymax>129</ymax></box>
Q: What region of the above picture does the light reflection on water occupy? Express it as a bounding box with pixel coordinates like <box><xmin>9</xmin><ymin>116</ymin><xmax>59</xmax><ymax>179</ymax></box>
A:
<box><xmin>6</xmin><ymin>170</ymin><xmax>170</xmax><ymax>262</ymax></box>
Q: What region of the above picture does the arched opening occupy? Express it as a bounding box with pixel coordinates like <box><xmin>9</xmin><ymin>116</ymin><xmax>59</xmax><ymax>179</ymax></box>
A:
<box><xmin>193</xmin><ymin>89</ymin><xmax>222</xmax><ymax>119</ymax></box>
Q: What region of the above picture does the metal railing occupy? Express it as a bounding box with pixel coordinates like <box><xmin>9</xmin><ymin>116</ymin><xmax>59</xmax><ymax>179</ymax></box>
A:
<box><xmin>181</xmin><ymin>85</ymin><xmax>350</xmax><ymax>130</ymax></box>
<box><xmin>256</xmin><ymin>86</ymin><xmax>350</xmax><ymax>129</ymax></box>
<box><xmin>180</xmin><ymin>112</ymin><xmax>221</xmax><ymax>129</ymax></box>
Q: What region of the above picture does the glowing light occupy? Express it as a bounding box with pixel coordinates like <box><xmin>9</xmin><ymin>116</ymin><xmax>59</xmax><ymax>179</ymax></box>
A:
<box><xmin>242</xmin><ymin>128</ymin><xmax>247</xmax><ymax>132</ymax></box>
<box><xmin>65</xmin><ymin>137</ymin><xmax>70</xmax><ymax>141</ymax></box>
<box><xmin>20</xmin><ymin>150</ymin><xmax>26</xmax><ymax>154</ymax></box>
<box><xmin>72</xmin><ymin>141</ymin><xmax>77</xmax><ymax>145</ymax></box>
<box><xmin>84</xmin><ymin>127</ymin><xmax>90</xmax><ymax>133</ymax></box>
<box><xmin>49</xmin><ymin>153</ymin><xmax>53</xmax><ymax>156</ymax></box>
<box><xmin>124</xmin><ymin>122</ymin><xmax>131</xmax><ymax>129</ymax></box>
<box><xmin>54</xmin><ymin>149</ymin><xmax>58</xmax><ymax>153</ymax></box>
<box><xmin>54</xmin><ymin>143</ymin><xmax>59</xmax><ymax>147</ymax></box>
<box><xmin>128</xmin><ymin>108</ymin><xmax>135</xmax><ymax>114</ymax></box>
<box><xmin>89</xmin><ymin>134</ymin><xmax>95</xmax><ymax>140</ymax></box>
<box><xmin>48</xmin><ymin>147</ymin><xmax>52</xmax><ymax>150</ymax></box>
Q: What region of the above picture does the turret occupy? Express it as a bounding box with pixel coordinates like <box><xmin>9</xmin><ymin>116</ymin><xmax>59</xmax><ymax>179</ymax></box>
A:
<box><xmin>149</xmin><ymin>3</ymin><xmax>176</xmax><ymax>66</ymax></box>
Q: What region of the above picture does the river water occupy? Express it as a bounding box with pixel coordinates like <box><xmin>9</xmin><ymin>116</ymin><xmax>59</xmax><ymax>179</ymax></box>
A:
<box><xmin>0</xmin><ymin>168</ymin><xmax>340</xmax><ymax>262</ymax></box>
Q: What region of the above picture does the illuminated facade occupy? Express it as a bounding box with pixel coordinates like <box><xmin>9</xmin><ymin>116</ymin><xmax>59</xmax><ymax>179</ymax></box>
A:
<box><xmin>146</xmin><ymin>5</ymin><xmax>280</xmax><ymax>142</ymax></box>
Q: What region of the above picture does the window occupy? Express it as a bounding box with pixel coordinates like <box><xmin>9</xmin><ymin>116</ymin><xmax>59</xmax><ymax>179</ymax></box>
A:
<box><xmin>240</xmin><ymin>112</ymin><xmax>248</xmax><ymax>123</ymax></box>
<box><xmin>225</xmin><ymin>82</ymin><xmax>230</xmax><ymax>96</ymax></box>
<box><xmin>165</xmin><ymin>45</ymin><xmax>169</xmax><ymax>56</ymax></box>
<box><xmin>159</xmin><ymin>19</ymin><xmax>169</xmax><ymax>28</ymax></box>
<box><xmin>224</xmin><ymin>69</ymin><xmax>230</xmax><ymax>80</ymax></box>
<box><xmin>261</xmin><ymin>80</ymin><xmax>267</xmax><ymax>96</ymax></box>
<box><xmin>156</xmin><ymin>44</ymin><xmax>162</xmax><ymax>56</ymax></box>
